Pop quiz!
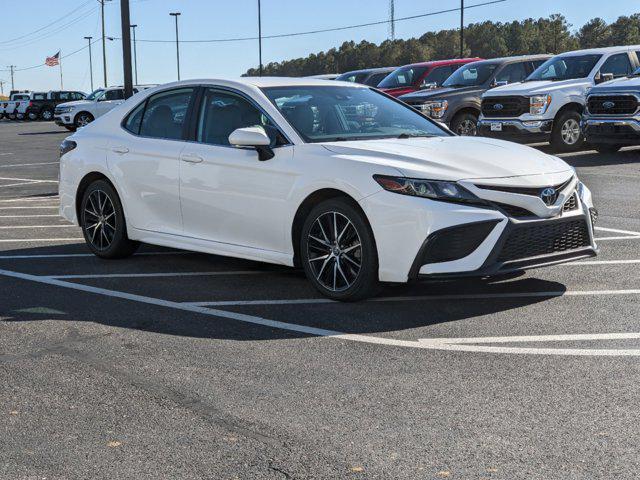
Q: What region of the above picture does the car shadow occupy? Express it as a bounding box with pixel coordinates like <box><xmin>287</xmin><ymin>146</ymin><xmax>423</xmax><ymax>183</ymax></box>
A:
<box><xmin>17</xmin><ymin>130</ymin><xmax>68</xmax><ymax>136</ymax></box>
<box><xmin>0</xmin><ymin>243</ymin><xmax>567</xmax><ymax>342</ymax></box>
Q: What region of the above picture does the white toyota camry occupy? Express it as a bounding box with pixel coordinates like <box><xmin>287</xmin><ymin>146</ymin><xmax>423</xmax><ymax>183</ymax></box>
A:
<box><xmin>59</xmin><ymin>78</ymin><xmax>598</xmax><ymax>301</ymax></box>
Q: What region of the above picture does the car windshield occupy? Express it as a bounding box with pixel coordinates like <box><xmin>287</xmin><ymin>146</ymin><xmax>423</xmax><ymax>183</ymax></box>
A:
<box><xmin>85</xmin><ymin>89</ymin><xmax>105</xmax><ymax>101</ymax></box>
<box><xmin>443</xmin><ymin>63</ymin><xmax>498</xmax><ymax>87</ymax></box>
<box><xmin>261</xmin><ymin>85</ymin><xmax>448</xmax><ymax>143</ymax></box>
<box><xmin>526</xmin><ymin>54</ymin><xmax>602</xmax><ymax>81</ymax></box>
<box><xmin>378</xmin><ymin>66</ymin><xmax>428</xmax><ymax>88</ymax></box>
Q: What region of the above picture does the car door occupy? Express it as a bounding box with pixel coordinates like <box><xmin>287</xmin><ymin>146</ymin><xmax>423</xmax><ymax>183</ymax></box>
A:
<box><xmin>179</xmin><ymin>87</ymin><xmax>295</xmax><ymax>253</ymax></box>
<box><xmin>96</xmin><ymin>89</ymin><xmax>125</xmax><ymax>117</ymax></box>
<box><xmin>107</xmin><ymin>87</ymin><xmax>196</xmax><ymax>235</ymax></box>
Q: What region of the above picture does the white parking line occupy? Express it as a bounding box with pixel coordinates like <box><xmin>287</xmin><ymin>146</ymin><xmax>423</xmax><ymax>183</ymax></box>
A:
<box><xmin>50</xmin><ymin>270</ymin><xmax>276</xmax><ymax>279</ymax></box>
<box><xmin>0</xmin><ymin>196</ymin><xmax>58</xmax><ymax>203</ymax></box>
<box><xmin>0</xmin><ymin>215</ymin><xmax>60</xmax><ymax>218</ymax></box>
<box><xmin>0</xmin><ymin>225</ymin><xmax>75</xmax><ymax>229</ymax></box>
<box><xmin>0</xmin><ymin>176</ymin><xmax>58</xmax><ymax>184</ymax></box>
<box><xmin>595</xmin><ymin>236</ymin><xmax>640</xmax><ymax>241</ymax></box>
<box><xmin>595</xmin><ymin>226</ymin><xmax>640</xmax><ymax>236</ymax></box>
<box><xmin>188</xmin><ymin>288</ymin><xmax>640</xmax><ymax>307</ymax></box>
<box><xmin>0</xmin><ymin>161</ymin><xmax>58</xmax><ymax>168</ymax></box>
<box><xmin>0</xmin><ymin>266</ymin><xmax>638</xmax><ymax>357</ymax></box>
<box><xmin>0</xmin><ymin>206</ymin><xmax>58</xmax><ymax>210</ymax></box>
<box><xmin>0</xmin><ymin>238</ymin><xmax>84</xmax><ymax>243</ymax></box>
<box><xmin>0</xmin><ymin>251</ymin><xmax>189</xmax><ymax>259</ymax></box>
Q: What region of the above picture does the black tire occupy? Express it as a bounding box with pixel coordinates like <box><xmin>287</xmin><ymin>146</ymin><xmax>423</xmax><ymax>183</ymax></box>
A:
<box><xmin>27</xmin><ymin>111</ymin><xmax>39</xmax><ymax>121</ymax></box>
<box><xmin>64</xmin><ymin>126</ymin><xmax>77</xmax><ymax>132</ymax></box>
<box><xmin>40</xmin><ymin>109</ymin><xmax>54</xmax><ymax>121</ymax></box>
<box><xmin>75</xmin><ymin>112</ymin><xmax>94</xmax><ymax>128</ymax></box>
<box><xmin>8</xmin><ymin>113</ymin><xmax>16</xmax><ymax>120</ymax></box>
<box><xmin>551</xmin><ymin>110</ymin><xmax>584</xmax><ymax>152</ymax></box>
<box><xmin>80</xmin><ymin>180</ymin><xmax>139</xmax><ymax>259</ymax></box>
<box><xmin>450</xmin><ymin>111</ymin><xmax>478</xmax><ymax>136</ymax></box>
<box><xmin>300</xmin><ymin>198</ymin><xmax>379</xmax><ymax>301</ymax></box>
<box><xmin>594</xmin><ymin>144</ymin><xmax>623</xmax><ymax>154</ymax></box>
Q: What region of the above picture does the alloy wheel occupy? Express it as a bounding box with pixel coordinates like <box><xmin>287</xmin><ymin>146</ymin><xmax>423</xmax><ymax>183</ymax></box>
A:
<box><xmin>42</xmin><ymin>110</ymin><xmax>53</xmax><ymax>121</ymax></box>
<box><xmin>306</xmin><ymin>211</ymin><xmax>362</xmax><ymax>292</ymax></box>
<box><xmin>83</xmin><ymin>189</ymin><xmax>116</xmax><ymax>251</ymax></box>
<box><xmin>28</xmin><ymin>112</ymin><xmax>38</xmax><ymax>121</ymax></box>
<box><xmin>561</xmin><ymin>118</ymin><xmax>580</xmax><ymax>145</ymax></box>
<box><xmin>456</xmin><ymin>119</ymin><xmax>477</xmax><ymax>136</ymax></box>
<box><xmin>77</xmin><ymin>114</ymin><xmax>91</xmax><ymax>127</ymax></box>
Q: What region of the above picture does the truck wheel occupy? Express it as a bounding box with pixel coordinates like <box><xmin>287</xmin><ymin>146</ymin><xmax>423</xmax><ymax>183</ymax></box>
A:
<box><xmin>16</xmin><ymin>113</ymin><xmax>25</xmax><ymax>121</ymax></box>
<box><xmin>551</xmin><ymin>110</ymin><xmax>584</xmax><ymax>152</ymax></box>
<box><xmin>40</xmin><ymin>109</ymin><xmax>54</xmax><ymax>121</ymax></box>
<box><xmin>75</xmin><ymin>112</ymin><xmax>94</xmax><ymax>128</ymax></box>
<box><xmin>594</xmin><ymin>144</ymin><xmax>623</xmax><ymax>154</ymax></box>
<box><xmin>27</xmin><ymin>111</ymin><xmax>39</xmax><ymax>121</ymax></box>
<box><xmin>450</xmin><ymin>112</ymin><xmax>479</xmax><ymax>136</ymax></box>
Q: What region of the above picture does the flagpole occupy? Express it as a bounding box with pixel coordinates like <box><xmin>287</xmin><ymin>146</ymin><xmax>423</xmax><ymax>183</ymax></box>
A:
<box><xmin>59</xmin><ymin>51</ymin><xmax>63</xmax><ymax>89</ymax></box>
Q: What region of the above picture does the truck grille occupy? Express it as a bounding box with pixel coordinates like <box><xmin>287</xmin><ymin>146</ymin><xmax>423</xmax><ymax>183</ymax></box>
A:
<box><xmin>481</xmin><ymin>96</ymin><xmax>529</xmax><ymax>118</ymax></box>
<box><xmin>587</xmin><ymin>95</ymin><xmax>638</xmax><ymax>115</ymax></box>
<box><xmin>497</xmin><ymin>220</ymin><xmax>590</xmax><ymax>262</ymax></box>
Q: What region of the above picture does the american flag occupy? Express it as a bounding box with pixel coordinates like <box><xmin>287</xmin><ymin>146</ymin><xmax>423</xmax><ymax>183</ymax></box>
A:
<box><xmin>45</xmin><ymin>51</ymin><xmax>60</xmax><ymax>67</ymax></box>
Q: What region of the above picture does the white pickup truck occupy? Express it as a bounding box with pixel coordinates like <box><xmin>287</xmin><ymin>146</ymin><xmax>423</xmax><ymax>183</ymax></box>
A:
<box><xmin>478</xmin><ymin>45</ymin><xmax>640</xmax><ymax>151</ymax></box>
<box><xmin>2</xmin><ymin>92</ymin><xmax>31</xmax><ymax>120</ymax></box>
<box><xmin>54</xmin><ymin>85</ymin><xmax>153</xmax><ymax>130</ymax></box>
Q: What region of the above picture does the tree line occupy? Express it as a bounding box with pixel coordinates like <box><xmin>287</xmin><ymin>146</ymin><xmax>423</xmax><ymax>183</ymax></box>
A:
<box><xmin>244</xmin><ymin>13</ymin><xmax>640</xmax><ymax>77</ymax></box>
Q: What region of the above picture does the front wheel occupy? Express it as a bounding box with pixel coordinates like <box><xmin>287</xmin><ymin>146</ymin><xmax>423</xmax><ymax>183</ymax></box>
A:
<box><xmin>40</xmin><ymin>109</ymin><xmax>54</xmax><ymax>121</ymax></box>
<box><xmin>28</xmin><ymin>111</ymin><xmax>39</xmax><ymax>121</ymax></box>
<box><xmin>551</xmin><ymin>110</ymin><xmax>584</xmax><ymax>152</ymax></box>
<box><xmin>450</xmin><ymin>112</ymin><xmax>478</xmax><ymax>136</ymax></box>
<box><xmin>300</xmin><ymin>198</ymin><xmax>379</xmax><ymax>301</ymax></box>
<box><xmin>80</xmin><ymin>180</ymin><xmax>139</xmax><ymax>259</ymax></box>
<box><xmin>75</xmin><ymin>112</ymin><xmax>94</xmax><ymax>128</ymax></box>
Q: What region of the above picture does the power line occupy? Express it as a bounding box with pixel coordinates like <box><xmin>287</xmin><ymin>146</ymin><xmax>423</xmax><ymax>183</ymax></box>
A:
<box><xmin>1</xmin><ymin>38</ymin><xmax>101</xmax><ymax>73</ymax></box>
<box><xmin>111</xmin><ymin>0</ymin><xmax>506</xmax><ymax>44</ymax></box>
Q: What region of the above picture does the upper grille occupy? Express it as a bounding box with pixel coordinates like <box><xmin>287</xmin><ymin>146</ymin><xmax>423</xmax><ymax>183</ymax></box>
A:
<box><xmin>494</xmin><ymin>202</ymin><xmax>536</xmax><ymax>218</ymax></box>
<box><xmin>562</xmin><ymin>193</ymin><xmax>578</xmax><ymax>212</ymax></box>
<box><xmin>481</xmin><ymin>96</ymin><xmax>529</xmax><ymax>118</ymax></box>
<box><xmin>476</xmin><ymin>177</ymin><xmax>573</xmax><ymax>197</ymax></box>
<box><xmin>587</xmin><ymin>95</ymin><xmax>638</xmax><ymax>115</ymax></box>
<box><xmin>497</xmin><ymin>220</ymin><xmax>590</xmax><ymax>263</ymax></box>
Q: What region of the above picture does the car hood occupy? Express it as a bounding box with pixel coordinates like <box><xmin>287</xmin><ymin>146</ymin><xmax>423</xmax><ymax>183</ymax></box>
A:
<box><xmin>484</xmin><ymin>78</ymin><xmax>591</xmax><ymax>97</ymax></box>
<box><xmin>57</xmin><ymin>100</ymin><xmax>91</xmax><ymax>108</ymax></box>
<box><xmin>322</xmin><ymin>136</ymin><xmax>571</xmax><ymax>181</ymax></box>
<box><xmin>400</xmin><ymin>86</ymin><xmax>483</xmax><ymax>102</ymax></box>
<box><xmin>589</xmin><ymin>75</ymin><xmax>640</xmax><ymax>93</ymax></box>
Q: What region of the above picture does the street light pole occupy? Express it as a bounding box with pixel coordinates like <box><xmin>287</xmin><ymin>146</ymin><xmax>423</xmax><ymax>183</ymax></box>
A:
<box><xmin>130</xmin><ymin>24</ymin><xmax>138</xmax><ymax>85</ymax></box>
<box><xmin>99</xmin><ymin>0</ymin><xmax>111</xmax><ymax>87</ymax></box>
<box><xmin>257</xmin><ymin>0</ymin><xmax>263</xmax><ymax>76</ymax></box>
<box><xmin>8</xmin><ymin>65</ymin><xmax>14</xmax><ymax>91</ymax></box>
<box><xmin>84</xmin><ymin>36</ymin><xmax>94</xmax><ymax>91</ymax></box>
<box><xmin>460</xmin><ymin>0</ymin><xmax>464</xmax><ymax>58</ymax></box>
<box><xmin>169</xmin><ymin>12</ymin><xmax>181</xmax><ymax>81</ymax></box>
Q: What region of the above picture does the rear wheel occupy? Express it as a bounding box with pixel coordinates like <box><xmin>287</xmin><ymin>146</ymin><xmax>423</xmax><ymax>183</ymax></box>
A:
<box><xmin>300</xmin><ymin>198</ymin><xmax>379</xmax><ymax>301</ymax></box>
<box><xmin>594</xmin><ymin>144</ymin><xmax>623</xmax><ymax>154</ymax></box>
<box><xmin>551</xmin><ymin>110</ymin><xmax>584</xmax><ymax>152</ymax></box>
<box><xmin>27</xmin><ymin>111</ymin><xmax>39</xmax><ymax>121</ymax></box>
<box><xmin>40</xmin><ymin>109</ymin><xmax>54</xmax><ymax>121</ymax></box>
<box><xmin>75</xmin><ymin>112</ymin><xmax>94</xmax><ymax>128</ymax></box>
<box><xmin>80</xmin><ymin>180</ymin><xmax>139</xmax><ymax>259</ymax></box>
<box><xmin>450</xmin><ymin>111</ymin><xmax>478</xmax><ymax>136</ymax></box>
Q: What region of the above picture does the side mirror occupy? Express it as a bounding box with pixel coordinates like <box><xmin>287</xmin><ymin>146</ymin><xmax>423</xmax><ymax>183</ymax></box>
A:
<box><xmin>594</xmin><ymin>71</ymin><xmax>614</xmax><ymax>84</ymax></box>
<box><xmin>492</xmin><ymin>80</ymin><xmax>509</xmax><ymax>88</ymax></box>
<box><xmin>228</xmin><ymin>126</ymin><xmax>274</xmax><ymax>161</ymax></box>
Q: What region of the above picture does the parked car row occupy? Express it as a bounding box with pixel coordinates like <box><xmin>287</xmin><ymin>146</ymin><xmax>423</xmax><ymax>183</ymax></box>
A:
<box><xmin>336</xmin><ymin>44</ymin><xmax>640</xmax><ymax>152</ymax></box>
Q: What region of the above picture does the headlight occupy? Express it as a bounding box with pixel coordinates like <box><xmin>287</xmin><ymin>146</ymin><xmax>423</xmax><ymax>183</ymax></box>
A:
<box><xmin>418</xmin><ymin>100</ymin><xmax>448</xmax><ymax>119</ymax></box>
<box><xmin>530</xmin><ymin>94</ymin><xmax>552</xmax><ymax>115</ymax></box>
<box><xmin>57</xmin><ymin>106</ymin><xmax>73</xmax><ymax>114</ymax></box>
<box><xmin>373</xmin><ymin>175</ymin><xmax>483</xmax><ymax>205</ymax></box>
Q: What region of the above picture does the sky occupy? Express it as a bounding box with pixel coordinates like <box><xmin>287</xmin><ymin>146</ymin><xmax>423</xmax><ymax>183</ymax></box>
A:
<box><xmin>0</xmin><ymin>0</ymin><xmax>638</xmax><ymax>94</ymax></box>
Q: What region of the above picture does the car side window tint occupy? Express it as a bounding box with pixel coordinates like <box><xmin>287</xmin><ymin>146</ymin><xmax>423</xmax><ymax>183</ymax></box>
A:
<box><xmin>423</xmin><ymin>66</ymin><xmax>452</xmax><ymax>86</ymax></box>
<box><xmin>367</xmin><ymin>72</ymin><xmax>388</xmax><ymax>87</ymax></box>
<box><xmin>600</xmin><ymin>53</ymin><xmax>633</xmax><ymax>77</ymax></box>
<box><xmin>58</xmin><ymin>92</ymin><xmax>71</xmax><ymax>100</ymax></box>
<box><xmin>196</xmin><ymin>89</ymin><xmax>277</xmax><ymax>146</ymax></box>
<box><xmin>123</xmin><ymin>101</ymin><xmax>147</xmax><ymax>135</ymax></box>
<box><xmin>105</xmin><ymin>89</ymin><xmax>125</xmax><ymax>101</ymax></box>
<box><xmin>495</xmin><ymin>62</ymin><xmax>528</xmax><ymax>84</ymax></box>
<box><xmin>138</xmin><ymin>88</ymin><xmax>194</xmax><ymax>140</ymax></box>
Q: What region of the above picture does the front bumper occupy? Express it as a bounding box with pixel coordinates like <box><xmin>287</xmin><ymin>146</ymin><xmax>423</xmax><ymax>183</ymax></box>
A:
<box><xmin>583</xmin><ymin>117</ymin><xmax>640</xmax><ymax>145</ymax></box>
<box><xmin>478</xmin><ymin>118</ymin><xmax>553</xmax><ymax>143</ymax></box>
<box><xmin>54</xmin><ymin>114</ymin><xmax>74</xmax><ymax>126</ymax></box>
<box><xmin>360</xmin><ymin>183</ymin><xmax>597</xmax><ymax>283</ymax></box>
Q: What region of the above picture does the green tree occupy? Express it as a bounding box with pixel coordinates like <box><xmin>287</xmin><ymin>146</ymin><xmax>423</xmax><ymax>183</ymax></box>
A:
<box><xmin>577</xmin><ymin>18</ymin><xmax>612</xmax><ymax>48</ymax></box>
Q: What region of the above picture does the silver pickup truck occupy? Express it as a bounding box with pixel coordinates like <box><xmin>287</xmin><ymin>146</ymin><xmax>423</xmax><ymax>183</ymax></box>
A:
<box><xmin>2</xmin><ymin>92</ymin><xmax>31</xmax><ymax>120</ymax></box>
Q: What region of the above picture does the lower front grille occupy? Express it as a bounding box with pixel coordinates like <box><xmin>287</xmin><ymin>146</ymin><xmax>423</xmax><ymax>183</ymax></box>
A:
<box><xmin>497</xmin><ymin>219</ymin><xmax>590</xmax><ymax>263</ymax></box>
<box><xmin>562</xmin><ymin>193</ymin><xmax>578</xmax><ymax>212</ymax></box>
<box><xmin>422</xmin><ymin>220</ymin><xmax>499</xmax><ymax>264</ymax></box>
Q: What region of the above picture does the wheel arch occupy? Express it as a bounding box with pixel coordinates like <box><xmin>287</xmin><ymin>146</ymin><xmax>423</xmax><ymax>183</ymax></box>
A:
<box><xmin>555</xmin><ymin>102</ymin><xmax>584</xmax><ymax>118</ymax></box>
<box><xmin>291</xmin><ymin>188</ymin><xmax>373</xmax><ymax>268</ymax></box>
<box><xmin>75</xmin><ymin>171</ymin><xmax>119</xmax><ymax>224</ymax></box>
<box><xmin>451</xmin><ymin>105</ymin><xmax>480</xmax><ymax>120</ymax></box>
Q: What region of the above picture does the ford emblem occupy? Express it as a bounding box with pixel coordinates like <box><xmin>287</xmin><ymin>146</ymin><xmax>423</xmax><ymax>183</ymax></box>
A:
<box><xmin>602</xmin><ymin>101</ymin><xmax>615</xmax><ymax>109</ymax></box>
<box><xmin>540</xmin><ymin>187</ymin><xmax>557</xmax><ymax>206</ymax></box>
<box><xmin>493</xmin><ymin>103</ymin><xmax>504</xmax><ymax>110</ymax></box>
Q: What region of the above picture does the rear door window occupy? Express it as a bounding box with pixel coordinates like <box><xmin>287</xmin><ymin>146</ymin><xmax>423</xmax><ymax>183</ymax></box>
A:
<box><xmin>105</xmin><ymin>89</ymin><xmax>125</xmax><ymax>101</ymax></box>
<box><xmin>138</xmin><ymin>88</ymin><xmax>194</xmax><ymax>140</ymax></box>
<box><xmin>495</xmin><ymin>62</ymin><xmax>528</xmax><ymax>84</ymax></box>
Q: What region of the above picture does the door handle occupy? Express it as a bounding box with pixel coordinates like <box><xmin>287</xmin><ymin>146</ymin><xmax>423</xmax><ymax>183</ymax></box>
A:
<box><xmin>181</xmin><ymin>153</ymin><xmax>204</xmax><ymax>164</ymax></box>
<box><xmin>111</xmin><ymin>146</ymin><xmax>129</xmax><ymax>154</ymax></box>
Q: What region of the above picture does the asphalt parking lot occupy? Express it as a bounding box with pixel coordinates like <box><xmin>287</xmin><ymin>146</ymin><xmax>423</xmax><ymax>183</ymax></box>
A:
<box><xmin>1</xmin><ymin>120</ymin><xmax>640</xmax><ymax>479</ymax></box>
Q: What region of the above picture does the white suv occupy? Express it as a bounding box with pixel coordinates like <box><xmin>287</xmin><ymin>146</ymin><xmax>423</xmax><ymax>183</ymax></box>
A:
<box><xmin>478</xmin><ymin>45</ymin><xmax>640</xmax><ymax>151</ymax></box>
<box><xmin>54</xmin><ymin>85</ymin><xmax>153</xmax><ymax>131</ymax></box>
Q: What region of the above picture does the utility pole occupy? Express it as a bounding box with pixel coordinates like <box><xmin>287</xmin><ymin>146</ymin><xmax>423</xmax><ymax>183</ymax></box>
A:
<box><xmin>99</xmin><ymin>0</ymin><xmax>111</xmax><ymax>87</ymax></box>
<box><xmin>130</xmin><ymin>24</ymin><xmax>138</xmax><ymax>85</ymax></box>
<box><xmin>8</xmin><ymin>66</ymin><xmax>14</xmax><ymax>91</ymax></box>
<box><xmin>120</xmin><ymin>0</ymin><xmax>134</xmax><ymax>98</ymax></box>
<box><xmin>84</xmin><ymin>36</ymin><xmax>94</xmax><ymax>91</ymax></box>
<box><xmin>389</xmin><ymin>0</ymin><xmax>395</xmax><ymax>40</ymax></box>
<box><xmin>169</xmin><ymin>12</ymin><xmax>181</xmax><ymax>81</ymax></box>
<box><xmin>0</xmin><ymin>80</ymin><xmax>4</xmax><ymax>96</ymax></box>
<box><xmin>257</xmin><ymin>0</ymin><xmax>263</xmax><ymax>76</ymax></box>
<box><xmin>460</xmin><ymin>0</ymin><xmax>464</xmax><ymax>58</ymax></box>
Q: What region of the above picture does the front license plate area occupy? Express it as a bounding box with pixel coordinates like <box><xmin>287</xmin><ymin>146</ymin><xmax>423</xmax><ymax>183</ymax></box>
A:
<box><xmin>490</xmin><ymin>123</ymin><xmax>503</xmax><ymax>132</ymax></box>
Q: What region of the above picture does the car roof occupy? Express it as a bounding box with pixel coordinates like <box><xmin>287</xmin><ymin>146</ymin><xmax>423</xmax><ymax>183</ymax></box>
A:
<box><xmin>338</xmin><ymin>67</ymin><xmax>397</xmax><ymax>76</ymax></box>
<box><xmin>149</xmin><ymin>77</ymin><xmax>368</xmax><ymax>89</ymax></box>
<box><xmin>466</xmin><ymin>54</ymin><xmax>553</xmax><ymax>65</ymax></box>
<box><xmin>557</xmin><ymin>45</ymin><xmax>640</xmax><ymax>56</ymax></box>
<box><xmin>399</xmin><ymin>57</ymin><xmax>483</xmax><ymax>68</ymax></box>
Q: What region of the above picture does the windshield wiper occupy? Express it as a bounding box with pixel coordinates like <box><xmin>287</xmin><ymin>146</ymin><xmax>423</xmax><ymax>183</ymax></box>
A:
<box><xmin>397</xmin><ymin>133</ymin><xmax>434</xmax><ymax>139</ymax></box>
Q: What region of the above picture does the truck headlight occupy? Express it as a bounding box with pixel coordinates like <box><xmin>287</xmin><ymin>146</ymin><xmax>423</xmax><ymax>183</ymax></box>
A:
<box><xmin>530</xmin><ymin>94</ymin><xmax>552</xmax><ymax>115</ymax></box>
<box><xmin>419</xmin><ymin>100</ymin><xmax>448</xmax><ymax>119</ymax></box>
<box><xmin>57</xmin><ymin>106</ymin><xmax>73</xmax><ymax>114</ymax></box>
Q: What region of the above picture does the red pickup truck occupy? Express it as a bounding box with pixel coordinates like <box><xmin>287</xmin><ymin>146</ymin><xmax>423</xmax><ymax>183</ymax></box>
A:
<box><xmin>377</xmin><ymin>58</ymin><xmax>483</xmax><ymax>97</ymax></box>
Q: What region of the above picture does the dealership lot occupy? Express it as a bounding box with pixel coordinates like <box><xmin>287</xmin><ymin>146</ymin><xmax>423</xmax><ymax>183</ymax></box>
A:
<box><xmin>1</xmin><ymin>121</ymin><xmax>640</xmax><ymax>478</ymax></box>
